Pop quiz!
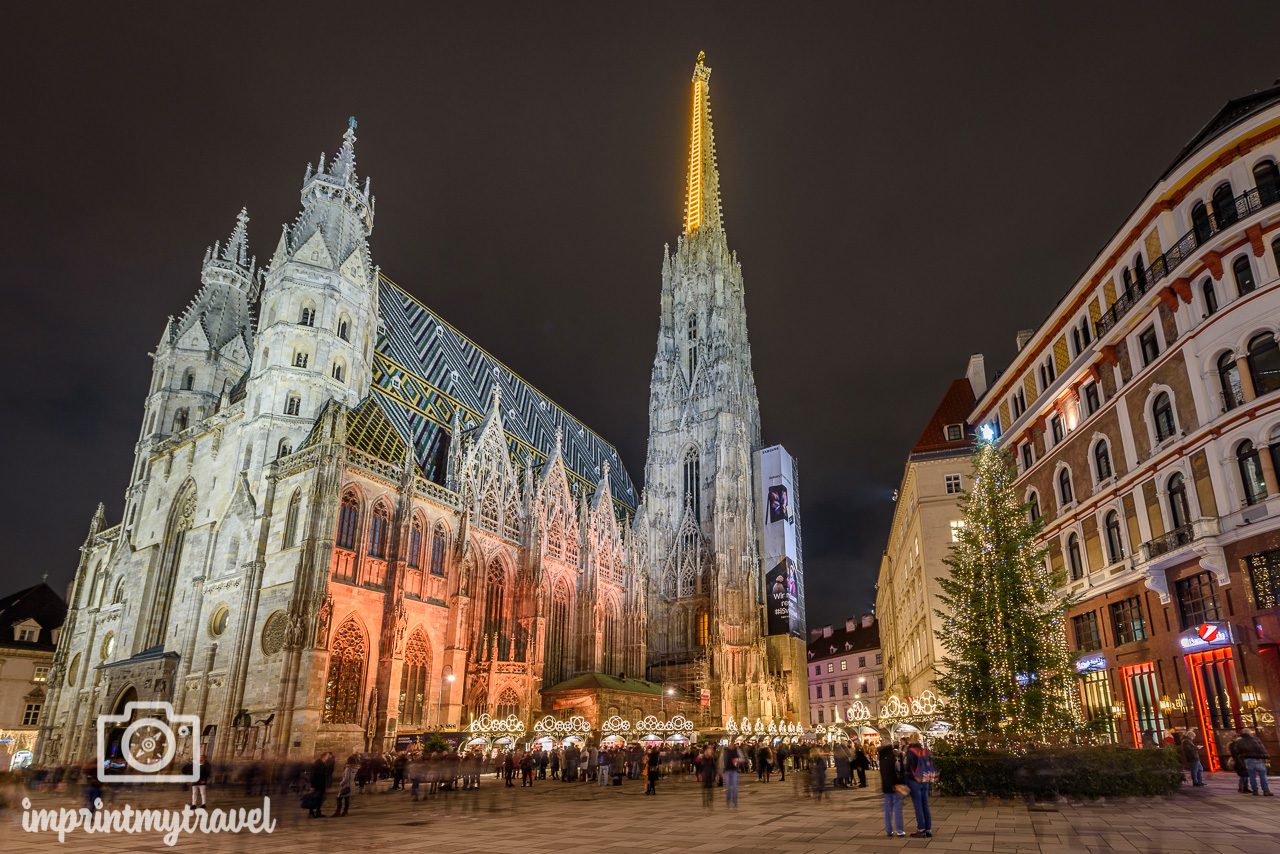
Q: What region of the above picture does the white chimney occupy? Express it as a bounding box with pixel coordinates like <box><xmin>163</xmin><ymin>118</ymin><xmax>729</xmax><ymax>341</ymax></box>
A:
<box><xmin>862</xmin><ymin>614</ymin><xmax>874</xmax><ymax>628</ymax></box>
<box><xmin>822</xmin><ymin>625</ymin><xmax>833</xmax><ymax>638</ymax></box>
<box><xmin>1016</xmin><ymin>329</ymin><xmax>1036</xmax><ymax>352</ymax></box>
<box><xmin>966</xmin><ymin>353</ymin><xmax>987</xmax><ymax>397</ymax></box>
<box><xmin>845</xmin><ymin>617</ymin><xmax>857</xmax><ymax>632</ymax></box>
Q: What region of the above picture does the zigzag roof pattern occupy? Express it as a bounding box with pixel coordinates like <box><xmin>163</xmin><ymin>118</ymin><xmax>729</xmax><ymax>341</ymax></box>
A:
<box><xmin>369</xmin><ymin>273</ymin><xmax>639</xmax><ymax>513</ymax></box>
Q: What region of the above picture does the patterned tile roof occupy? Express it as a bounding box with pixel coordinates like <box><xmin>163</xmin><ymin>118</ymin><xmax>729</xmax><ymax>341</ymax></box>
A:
<box><xmin>370</xmin><ymin>273</ymin><xmax>638</xmax><ymax>511</ymax></box>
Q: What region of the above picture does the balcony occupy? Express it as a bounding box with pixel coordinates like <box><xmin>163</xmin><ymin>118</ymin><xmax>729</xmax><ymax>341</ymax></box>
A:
<box><xmin>1096</xmin><ymin>184</ymin><xmax>1279</xmax><ymax>337</ymax></box>
<box><xmin>1143</xmin><ymin>524</ymin><xmax>1195</xmax><ymax>561</ymax></box>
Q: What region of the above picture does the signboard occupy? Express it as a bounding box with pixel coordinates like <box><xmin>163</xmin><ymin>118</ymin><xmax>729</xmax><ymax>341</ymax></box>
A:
<box><xmin>700</xmin><ymin>688</ymin><xmax>711</xmax><ymax>708</ymax></box>
<box><xmin>755</xmin><ymin>445</ymin><xmax>805</xmax><ymax>639</ymax></box>
<box><xmin>1074</xmin><ymin>653</ymin><xmax>1108</xmax><ymax>674</ymax></box>
<box><xmin>1178</xmin><ymin>621</ymin><xmax>1233</xmax><ymax>651</ymax></box>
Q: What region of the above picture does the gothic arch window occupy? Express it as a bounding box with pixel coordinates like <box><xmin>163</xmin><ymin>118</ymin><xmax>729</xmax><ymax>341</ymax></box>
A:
<box><xmin>1238</xmin><ymin>440</ymin><xmax>1267</xmax><ymax>506</ymax></box>
<box><xmin>1152</xmin><ymin>392</ymin><xmax>1176</xmax><ymax>442</ymax></box>
<box><xmin>682</xmin><ymin>447</ymin><xmax>701</xmax><ymax>523</ymax></box>
<box><xmin>398</xmin><ymin>630</ymin><xmax>431</xmax><ymax>726</ymax></box>
<box><xmin>687</xmin><ymin>313</ymin><xmax>699</xmax><ymax>379</ymax></box>
<box><xmin>1093</xmin><ymin>438</ymin><xmax>1113</xmax><ymax>481</ymax></box>
<box><xmin>482</xmin><ymin>560</ymin><xmax>508</xmax><ymax>658</ymax></box>
<box><xmin>1255</xmin><ymin>159</ymin><xmax>1280</xmax><ymax>204</ymax></box>
<box><xmin>368</xmin><ymin>501</ymin><xmax>391</xmax><ymax>558</ymax></box>
<box><xmin>1202</xmin><ymin>278</ymin><xmax>1218</xmax><ymax>316</ymax></box>
<box><xmin>480</xmin><ymin>491</ymin><xmax>500</xmax><ymax>531</ymax></box>
<box><xmin>182</xmin><ymin>369</ymin><xmax>195</xmax><ymax>390</ymax></box>
<box><xmin>299</xmin><ymin>303</ymin><xmax>316</xmax><ymax>327</ymax></box>
<box><xmin>336</xmin><ymin>489</ymin><xmax>360</xmax><ymax>550</ymax></box>
<box><xmin>695</xmin><ymin>607</ymin><xmax>709</xmax><ymax>647</ymax></box>
<box><xmin>173</xmin><ymin>408</ymin><xmax>189</xmax><ymax>432</ymax></box>
<box><xmin>407</xmin><ymin>515</ymin><xmax>424</xmax><ymax>568</ymax></box>
<box><xmin>1168</xmin><ymin>472</ymin><xmax>1191</xmax><ymax>529</ymax></box>
<box><xmin>277</xmin><ymin>438</ymin><xmax>293</xmax><ymax>459</ymax></box>
<box><xmin>1057</xmin><ymin>466</ymin><xmax>1074</xmax><ymax>506</ymax></box>
<box><xmin>1212</xmin><ymin>182</ymin><xmax>1238</xmax><ymax>227</ymax></box>
<box><xmin>1219</xmin><ymin>351</ymin><xmax>1244</xmax><ymax>410</ymax></box>
<box><xmin>1067</xmin><ymin>533</ymin><xmax>1084</xmax><ymax>581</ymax></box>
<box><xmin>1247</xmin><ymin>332</ymin><xmax>1280</xmax><ymax>397</ymax></box>
<box><xmin>1233</xmin><ymin>256</ymin><xmax>1256</xmax><ymax>296</ymax></box>
<box><xmin>283</xmin><ymin>490</ymin><xmax>302</xmax><ymax>549</ymax></box>
<box><xmin>601</xmin><ymin>597</ymin><xmax>621</xmax><ymax>675</ymax></box>
<box><xmin>337</xmin><ymin>315</ymin><xmax>351</xmax><ymax>342</ymax></box>
<box><xmin>1191</xmin><ymin>201</ymin><xmax>1212</xmax><ymax>243</ymax></box>
<box><xmin>545</xmin><ymin>579</ymin><xmax>571</xmax><ymax>687</ymax></box>
<box><xmin>494</xmin><ymin>688</ymin><xmax>520</xmax><ymax>720</ymax></box>
<box><xmin>145</xmin><ymin>482</ymin><xmax>196</xmax><ymax>648</ymax></box>
<box><xmin>429</xmin><ymin>522</ymin><xmax>447</xmax><ymax>576</ymax></box>
<box><xmin>112</xmin><ymin>577</ymin><xmax>125</xmax><ymax>605</ymax></box>
<box><xmin>323</xmin><ymin>618</ymin><xmax>366</xmax><ymax>724</ymax></box>
<box><xmin>1104</xmin><ymin>510</ymin><xmax>1125</xmax><ymax>564</ymax></box>
<box><xmin>331</xmin><ymin>361</ymin><xmax>345</xmax><ymax>383</ymax></box>
<box><xmin>1027</xmin><ymin>490</ymin><xmax>1041</xmax><ymax>522</ymax></box>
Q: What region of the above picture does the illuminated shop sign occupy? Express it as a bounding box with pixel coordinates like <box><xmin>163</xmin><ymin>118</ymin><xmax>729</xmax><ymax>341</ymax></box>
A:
<box><xmin>1178</xmin><ymin>621</ymin><xmax>1233</xmax><ymax>650</ymax></box>
<box><xmin>1074</xmin><ymin>654</ymin><xmax>1108</xmax><ymax>674</ymax></box>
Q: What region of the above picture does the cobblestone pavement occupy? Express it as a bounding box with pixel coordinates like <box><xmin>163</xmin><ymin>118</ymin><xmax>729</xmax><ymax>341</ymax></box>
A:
<box><xmin>3</xmin><ymin>770</ymin><xmax>1279</xmax><ymax>853</ymax></box>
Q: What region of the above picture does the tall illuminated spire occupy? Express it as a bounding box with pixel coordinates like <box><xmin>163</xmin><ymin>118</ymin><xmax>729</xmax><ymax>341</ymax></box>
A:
<box><xmin>683</xmin><ymin>51</ymin><xmax>723</xmax><ymax>236</ymax></box>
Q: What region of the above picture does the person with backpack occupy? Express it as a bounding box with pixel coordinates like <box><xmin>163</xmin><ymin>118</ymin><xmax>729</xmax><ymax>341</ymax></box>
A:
<box><xmin>1235</xmin><ymin>728</ymin><xmax>1273</xmax><ymax>796</ymax></box>
<box><xmin>904</xmin><ymin>734</ymin><xmax>936</xmax><ymax>838</ymax></box>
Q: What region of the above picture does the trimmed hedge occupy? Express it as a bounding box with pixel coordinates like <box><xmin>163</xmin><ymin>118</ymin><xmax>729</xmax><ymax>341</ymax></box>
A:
<box><xmin>932</xmin><ymin>745</ymin><xmax>1182</xmax><ymax>799</ymax></box>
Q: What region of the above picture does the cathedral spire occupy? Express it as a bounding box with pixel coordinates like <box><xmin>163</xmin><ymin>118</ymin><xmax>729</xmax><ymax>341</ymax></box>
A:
<box><xmin>221</xmin><ymin>207</ymin><xmax>251</xmax><ymax>268</ymax></box>
<box><xmin>683</xmin><ymin>51</ymin><xmax>722</xmax><ymax>236</ymax></box>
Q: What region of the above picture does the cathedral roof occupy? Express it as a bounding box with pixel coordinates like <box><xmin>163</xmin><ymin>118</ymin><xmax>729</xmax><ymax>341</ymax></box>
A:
<box><xmin>368</xmin><ymin>273</ymin><xmax>639</xmax><ymax>512</ymax></box>
<box><xmin>173</xmin><ymin>209</ymin><xmax>256</xmax><ymax>353</ymax></box>
<box><xmin>542</xmin><ymin>672</ymin><xmax>671</xmax><ymax>697</ymax></box>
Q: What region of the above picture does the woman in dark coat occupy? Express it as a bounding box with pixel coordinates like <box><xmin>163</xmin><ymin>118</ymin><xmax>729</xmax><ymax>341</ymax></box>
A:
<box><xmin>878</xmin><ymin>742</ymin><xmax>905</xmax><ymax>838</ymax></box>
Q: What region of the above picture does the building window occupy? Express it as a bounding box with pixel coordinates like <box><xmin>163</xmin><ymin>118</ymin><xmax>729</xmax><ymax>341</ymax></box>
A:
<box><xmin>950</xmin><ymin>520</ymin><xmax>965</xmax><ymax>542</ymax></box>
<box><xmin>22</xmin><ymin>704</ymin><xmax>41</xmax><ymax>726</ymax></box>
<box><xmin>332</xmin><ymin>362</ymin><xmax>345</xmax><ymax>382</ymax></box>
<box><xmin>1255</xmin><ymin>160</ymin><xmax>1280</xmax><ymax>204</ymax></box>
<box><xmin>294</xmin><ymin>352</ymin><xmax>309</xmax><ymax>368</ymax></box>
<box><xmin>1058</xmin><ymin>467</ymin><xmax>1074</xmax><ymax>505</ymax></box>
<box><xmin>1191</xmin><ymin>201</ymin><xmax>1212</xmax><ymax>243</ymax></box>
<box><xmin>182</xmin><ymin>369</ymin><xmax>195</xmax><ymax>390</ymax></box>
<box><xmin>1104</xmin><ymin>510</ymin><xmax>1125</xmax><ymax>563</ymax></box>
<box><xmin>17</xmin><ymin>627</ymin><xmax>37</xmax><ymax>642</ymax></box>
<box><xmin>841</xmin><ymin>681</ymin><xmax>849</xmax><ymax>696</ymax></box>
<box><xmin>1203</xmin><ymin>279</ymin><xmax>1218</xmax><ymax>316</ymax></box>
<box><xmin>1139</xmin><ymin>327</ymin><xmax>1159</xmax><ymax>366</ymax></box>
<box><xmin>945</xmin><ymin>424</ymin><xmax>963</xmax><ymax>441</ymax></box>
<box><xmin>429</xmin><ymin>523</ymin><xmax>447</xmax><ymax>576</ymax></box>
<box><xmin>398</xmin><ymin>630</ymin><xmax>431</xmax><ymax>725</ymax></box>
<box><xmin>840</xmin><ymin>659</ymin><xmax>847</xmax><ymax>671</ymax></box>
<box><xmin>1067</xmin><ymin>533</ymin><xmax>1084</xmax><ymax>580</ymax></box>
<box><xmin>1021</xmin><ymin>442</ymin><xmax>1033</xmax><ymax>470</ymax></box>
<box><xmin>1246</xmin><ymin>548</ymin><xmax>1280</xmax><ymax>610</ymax></box>
<box><xmin>1071</xmin><ymin>611</ymin><xmax>1102</xmax><ymax>651</ymax></box>
<box><xmin>1175</xmin><ymin>571</ymin><xmax>1221</xmax><ymax>629</ymax></box>
<box><xmin>1040</xmin><ymin>358</ymin><xmax>1057</xmax><ymax>390</ymax></box>
<box><xmin>1051</xmin><ymin>415</ymin><xmax>1064</xmax><ymax>444</ymax></box>
<box><xmin>827</xmin><ymin>684</ymin><xmax>834</xmax><ymax>698</ymax></box>
<box><xmin>876</xmin><ymin>653</ymin><xmax>882</xmax><ymax>665</ymax></box>
<box><xmin>407</xmin><ymin>517</ymin><xmax>423</xmax><ymax>568</ymax></box>
<box><xmin>336</xmin><ymin>489</ymin><xmax>360</xmax><ymax>550</ymax></box>
<box><xmin>173</xmin><ymin>408</ymin><xmax>189</xmax><ymax>431</ymax></box>
<box><xmin>1211</xmin><ymin>183</ymin><xmax>1238</xmax><ymax>228</ymax></box>
<box><xmin>1247</xmin><ymin>332</ymin><xmax>1280</xmax><ymax>397</ymax></box>
<box><xmin>1121</xmin><ymin>662</ymin><xmax>1167</xmax><ymax>744</ymax></box>
<box><xmin>1084</xmin><ymin>382</ymin><xmax>1100</xmax><ymax>415</ymax></box>
<box><xmin>285</xmin><ymin>395</ymin><xmax>301</xmax><ymax>416</ymax></box>
<box><xmin>323</xmin><ymin>618</ymin><xmax>366</xmax><ymax>723</ymax></box>
<box><xmin>1152</xmin><ymin>392</ymin><xmax>1176</xmax><ymax>442</ymax></box>
<box><xmin>368</xmin><ymin>502</ymin><xmax>390</xmax><ymax>558</ymax></box>
<box><xmin>827</xmin><ymin>662</ymin><xmax>833</xmax><ymax>673</ymax></box>
<box><xmin>877</xmin><ymin>676</ymin><xmax>884</xmax><ymax>691</ymax></box>
<box><xmin>1132</xmin><ymin>252</ymin><xmax>1147</xmax><ymax>289</ymax></box>
<box><xmin>1233</xmin><ymin>256</ymin><xmax>1256</xmax><ymax>296</ymax></box>
<box><xmin>1028</xmin><ymin>491</ymin><xmax>1041</xmax><ymax>522</ymax></box>
<box><xmin>687</xmin><ymin>313</ymin><xmax>699</xmax><ymax>378</ymax></box>
<box><xmin>1238</xmin><ymin>440</ymin><xmax>1268</xmax><ymax>505</ymax></box>
<box><xmin>283</xmin><ymin>490</ymin><xmax>302</xmax><ymax>548</ymax></box>
<box><xmin>858</xmin><ymin>656</ymin><xmax>866</xmax><ymax>668</ymax></box>
<box><xmin>817</xmin><ymin>709</ymin><xmax>824</xmax><ymax>723</ymax></box>
<box><xmin>682</xmin><ymin>447</ymin><xmax>701</xmax><ymax>523</ymax></box>
<box><xmin>813</xmin><ymin>665</ymin><xmax>820</xmax><ymax>676</ymax></box>
<box><xmin>1168</xmin><ymin>473</ymin><xmax>1191</xmax><ymax>529</ymax></box>
<box><xmin>1012</xmin><ymin>389</ymin><xmax>1026</xmax><ymax>418</ymax></box>
<box><xmin>338</xmin><ymin>317</ymin><xmax>350</xmax><ymax>341</ymax></box>
<box><xmin>33</xmin><ymin>665</ymin><xmax>49</xmax><ymax>683</ymax></box>
<box><xmin>299</xmin><ymin>306</ymin><xmax>315</xmax><ymax>326</ymax></box>
<box><xmin>944</xmin><ymin>473</ymin><xmax>962</xmax><ymax>494</ymax></box>
<box><xmin>1219</xmin><ymin>352</ymin><xmax>1244</xmax><ymax>410</ymax></box>
<box><xmin>1094</xmin><ymin>440</ymin><xmax>1113</xmax><ymax>481</ymax></box>
<box><xmin>1111</xmin><ymin>596</ymin><xmax>1147</xmax><ymax>645</ymax></box>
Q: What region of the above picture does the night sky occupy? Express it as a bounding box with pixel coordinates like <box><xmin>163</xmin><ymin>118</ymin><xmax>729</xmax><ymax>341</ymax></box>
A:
<box><xmin>4</xmin><ymin>2</ymin><xmax>1278</xmax><ymax>629</ymax></box>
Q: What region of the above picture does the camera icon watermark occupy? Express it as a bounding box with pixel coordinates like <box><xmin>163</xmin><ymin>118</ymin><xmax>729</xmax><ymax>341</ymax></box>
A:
<box><xmin>97</xmin><ymin>701</ymin><xmax>200</xmax><ymax>784</ymax></box>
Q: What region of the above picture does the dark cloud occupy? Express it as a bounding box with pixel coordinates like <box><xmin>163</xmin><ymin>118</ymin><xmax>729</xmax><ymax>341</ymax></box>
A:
<box><xmin>2</xmin><ymin>1</ymin><xmax>1277</xmax><ymax>627</ymax></box>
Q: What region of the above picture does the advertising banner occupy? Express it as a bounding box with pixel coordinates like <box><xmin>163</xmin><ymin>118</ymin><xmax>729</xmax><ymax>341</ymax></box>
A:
<box><xmin>755</xmin><ymin>445</ymin><xmax>805</xmax><ymax>639</ymax></box>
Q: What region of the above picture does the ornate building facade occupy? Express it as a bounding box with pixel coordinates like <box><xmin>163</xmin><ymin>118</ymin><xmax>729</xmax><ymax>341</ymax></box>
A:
<box><xmin>38</xmin><ymin>53</ymin><xmax>805</xmax><ymax>764</ymax></box>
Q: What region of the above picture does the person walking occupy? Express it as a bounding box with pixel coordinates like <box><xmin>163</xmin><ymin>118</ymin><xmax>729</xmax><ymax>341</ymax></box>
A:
<box><xmin>306</xmin><ymin>752</ymin><xmax>330</xmax><ymax>818</ymax></box>
<box><xmin>700</xmin><ymin>746</ymin><xmax>717</xmax><ymax>809</ymax></box>
<box><xmin>191</xmin><ymin>756</ymin><xmax>212</xmax><ymax>806</ymax></box>
<box><xmin>776</xmin><ymin>744</ymin><xmax>788</xmax><ymax>782</ymax></box>
<box><xmin>1229</xmin><ymin>733</ymin><xmax>1250</xmax><ymax>794</ymax></box>
<box><xmin>904</xmin><ymin>735</ymin><xmax>936</xmax><ymax>838</ymax></box>
<box><xmin>597</xmin><ymin>747</ymin><xmax>610</xmax><ymax>786</ymax></box>
<box><xmin>721</xmin><ymin>743</ymin><xmax>741</xmax><ymax>809</ymax></box>
<box><xmin>503</xmin><ymin>751</ymin><xmax>516</xmax><ymax>787</ymax></box>
<box><xmin>645</xmin><ymin>746</ymin><xmax>661</xmax><ymax>795</ymax></box>
<box><xmin>1236</xmin><ymin>728</ymin><xmax>1273</xmax><ymax>796</ymax></box>
<box><xmin>878</xmin><ymin>741</ymin><xmax>906</xmax><ymax>838</ymax></box>
<box><xmin>852</xmin><ymin>743</ymin><xmax>870</xmax><ymax>788</ymax></box>
<box><xmin>811</xmin><ymin>747</ymin><xmax>828</xmax><ymax>800</ymax></box>
<box><xmin>550</xmin><ymin>748</ymin><xmax>560</xmax><ymax>781</ymax></box>
<box><xmin>332</xmin><ymin>756</ymin><xmax>357</xmax><ymax>816</ymax></box>
<box><xmin>1180</xmin><ymin>729</ymin><xmax>1205</xmax><ymax>787</ymax></box>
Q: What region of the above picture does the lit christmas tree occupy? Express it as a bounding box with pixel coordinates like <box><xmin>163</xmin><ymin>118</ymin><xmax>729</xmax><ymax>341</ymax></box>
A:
<box><xmin>935</xmin><ymin>432</ymin><xmax>1078</xmax><ymax>740</ymax></box>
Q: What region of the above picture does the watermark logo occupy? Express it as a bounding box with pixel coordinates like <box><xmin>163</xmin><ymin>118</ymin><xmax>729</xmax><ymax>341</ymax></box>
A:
<box><xmin>97</xmin><ymin>701</ymin><xmax>200</xmax><ymax>784</ymax></box>
<box><xmin>22</xmin><ymin>798</ymin><xmax>277</xmax><ymax>847</ymax></box>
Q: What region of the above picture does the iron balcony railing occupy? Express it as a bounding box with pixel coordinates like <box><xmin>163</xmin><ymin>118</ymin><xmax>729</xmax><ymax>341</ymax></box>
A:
<box><xmin>1096</xmin><ymin>184</ymin><xmax>1279</xmax><ymax>337</ymax></box>
<box><xmin>1142</xmin><ymin>523</ymin><xmax>1195</xmax><ymax>561</ymax></box>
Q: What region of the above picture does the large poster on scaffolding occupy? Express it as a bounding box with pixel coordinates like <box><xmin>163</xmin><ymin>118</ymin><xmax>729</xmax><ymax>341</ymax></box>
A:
<box><xmin>755</xmin><ymin>445</ymin><xmax>805</xmax><ymax>639</ymax></box>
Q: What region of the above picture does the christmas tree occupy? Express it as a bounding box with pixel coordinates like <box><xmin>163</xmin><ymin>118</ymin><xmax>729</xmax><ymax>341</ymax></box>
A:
<box><xmin>935</xmin><ymin>433</ymin><xmax>1078</xmax><ymax>740</ymax></box>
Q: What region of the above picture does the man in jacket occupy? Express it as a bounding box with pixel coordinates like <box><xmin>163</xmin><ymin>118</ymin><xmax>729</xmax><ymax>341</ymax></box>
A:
<box><xmin>878</xmin><ymin>742</ymin><xmax>905</xmax><ymax>838</ymax></box>
<box><xmin>1179</xmin><ymin>729</ymin><xmax>1205</xmax><ymax>787</ymax></box>
<box><xmin>1236</xmin><ymin>729</ymin><xmax>1272</xmax><ymax>796</ymax></box>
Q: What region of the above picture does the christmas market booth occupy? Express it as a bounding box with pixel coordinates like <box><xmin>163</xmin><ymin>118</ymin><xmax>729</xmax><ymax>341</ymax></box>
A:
<box><xmin>724</xmin><ymin>717</ymin><xmax>804</xmax><ymax>745</ymax></box>
<box><xmin>529</xmin><ymin>714</ymin><xmax>592</xmax><ymax>751</ymax></box>
<box><xmin>462</xmin><ymin>713</ymin><xmax>526</xmax><ymax>754</ymax></box>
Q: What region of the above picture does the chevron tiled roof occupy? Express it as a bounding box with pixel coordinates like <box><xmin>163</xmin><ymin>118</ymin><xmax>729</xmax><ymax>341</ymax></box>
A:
<box><xmin>371</xmin><ymin>274</ymin><xmax>638</xmax><ymax>512</ymax></box>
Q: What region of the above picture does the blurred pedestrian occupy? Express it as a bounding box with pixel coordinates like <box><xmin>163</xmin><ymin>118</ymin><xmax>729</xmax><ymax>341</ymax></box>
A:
<box><xmin>878</xmin><ymin>741</ymin><xmax>906</xmax><ymax>838</ymax></box>
<box><xmin>1235</xmin><ymin>729</ymin><xmax>1272</xmax><ymax>796</ymax></box>
<box><xmin>1180</xmin><ymin>729</ymin><xmax>1205</xmax><ymax>787</ymax></box>
<box><xmin>904</xmin><ymin>735</ymin><xmax>936</xmax><ymax>838</ymax></box>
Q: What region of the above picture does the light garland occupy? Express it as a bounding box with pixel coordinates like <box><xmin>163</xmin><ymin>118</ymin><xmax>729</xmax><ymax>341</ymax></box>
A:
<box><xmin>466</xmin><ymin>713</ymin><xmax>527</xmax><ymax>737</ymax></box>
<box><xmin>531</xmin><ymin>715</ymin><xmax>592</xmax><ymax>738</ymax></box>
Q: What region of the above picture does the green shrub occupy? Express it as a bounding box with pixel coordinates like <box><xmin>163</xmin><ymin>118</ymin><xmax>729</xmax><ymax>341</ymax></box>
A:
<box><xmin>931</xmin><ymin>745</ymin><xmax>1182</xmax><ymax>799</ymax></box>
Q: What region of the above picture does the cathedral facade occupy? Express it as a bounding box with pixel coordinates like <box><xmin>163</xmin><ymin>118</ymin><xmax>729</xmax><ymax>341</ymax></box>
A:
<box><xmin>38</xmin><ymin>54</ymin><xmax>805</xmax><ymax>764</ymax></box>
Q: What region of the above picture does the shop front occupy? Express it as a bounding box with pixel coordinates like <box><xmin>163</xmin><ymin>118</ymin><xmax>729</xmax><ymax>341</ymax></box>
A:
<box><xmin>1177</xmin><ymin>621</ymin><xmax>1243</xmax><ymax>770</ymax></box>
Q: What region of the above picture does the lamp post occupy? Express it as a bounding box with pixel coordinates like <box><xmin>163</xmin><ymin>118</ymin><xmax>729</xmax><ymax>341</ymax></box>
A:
<box><xmin>661</xmin><ymin>686</ymin><xmax>675</xmax><ymax>715</ymax></box>
<box><xmin>435</xmin><ymin>672</ymin><xmax>456</xmax><ymax>727</ymax></box>
<box><xmin>1241</xmin><ymin>684</ymin><xmax>1260</xmax><ymax>730</ymax></box>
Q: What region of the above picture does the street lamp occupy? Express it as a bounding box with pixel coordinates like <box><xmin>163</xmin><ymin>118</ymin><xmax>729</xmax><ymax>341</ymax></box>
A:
<box><xmin>661</xmin><ymin>686</ymin><xmax>675</xmax><ymax>715</ymax></box>
<box><xmin>435</xmin><ymin>672</ymin><xmax>456</xmax><ymax>727</ymax></box>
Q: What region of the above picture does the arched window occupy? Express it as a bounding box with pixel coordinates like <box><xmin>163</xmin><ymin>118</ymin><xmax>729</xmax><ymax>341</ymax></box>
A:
<box><xmin>285</xmin><ymin>395</ymin><xmax>301</xmax><ymax>416</ymax></box>
<box><xmin>429</xmin><ymin>523</ymin><xmax>447</xmax><ymax>576</ymax></box>
<box><xmin>1067</xmin><ymin>533</ymin><xmax>1084</xmax><ymax>581</ymax></box>
<box><xmin>1272</xmin><ymin>426</ymin><xmax>1280</xmax><ymax>488</ymax></box>
<box><xmin>1255</xmin><ymin>159</ymin><xmax>1280</xmax><ymax>205</ymax></box>
<box><xmin>1247</xmin><ymin>332</ymin><xmax>1280</xmax><ymax>397</ymax></box>
<box><xmin>1212</xmin><ymin>182</ymin><xmax>1238</xmax><ymax>227</ymax></box>
<box><xmin>1191</xmin><ymin>201</ymin><xmax>1212</xmax><ymax>243</ymax></box>
<box><xmin>544</xmin><ymin>579</ymin><xmax>571</xmax><ymax>686</ymax></box>
<box><xmin>1028</xmin><ymin>491</ymin><xmax>1041</xmax><ymax>522</ymax></box>
<box><xmin>1058</xmin><ymin>467</ymin><xmax>1074</xmax><ymax>505</ymax></box>
<box><xmin>682</xmin><ymin>447</ymin><xmax>701</xmax><ymax>523</ymax></box>
<box><xmin>337</xmin><ymin>316</ymin><xmax>351</xmax><ymax>342</ymax></box>
<box><xmin>494</xmin><ymin>688</ymin><xmax>520</xmax><ymax>720</ymax></box>
<box><xmin>1273</xmin><ymin>235</ymin><xmax>1280</xmax><ymax>271</ymax></box>
<box><xmin>283</xmin><ymin>490</ymin><xmax>302</xmax><ymax>548</ymax></box>
<box><xmin>182</xmin><ymin>369</ymin><xmax>195</xmax><ymax>390</ymax></box>
<box><xmin>398</xmin><ymin>630</ymin><xmax>431</xmax><ymax>726</ymax></box>
<box><xmin>1219</xmin><ymin>352</ymin><xmax>1243</xmax><ymax>410</ymax></box>
<box><xmin>293</xmin><ymin>351</ymin><xmax>309</xmax><ymax>368</ymax></box>
<box><xmin>277</xmin><ymin>438</ymin><xmax>292</xmax><ymax>458</ymax></box>
<box><xmin>1072</xmin><ymin>326</ymin><xmax>1083</xmax><ymax>357</ymax></box>
<box><xmin>332</xmin><ymin>361</ymin><xmax>345</xmax><ymax>382</ymax></box>
<box><xmin>1079</xmin><ymin>317</ymin><xmax>1092</xmax><ymax>348</ymax></box>
<box><xmin>687</xmin><ymin>313</ymin><xmax>699</xmax><ymax>379</ymax></box>
<box><xmin>1202</xmin><ymin>278</ymin><xmax>1218</xmax><ymax>316</ymax></box>
<box><xmin>1132</xmin><ymin>252</ymin><xmax>1147</xmax><ymax>289</ymax></box>
<box><xmin>336</xmin><ymin>490</ymin><xmax>360</xmax><ymax>550</ymax></box>
<box><xmin>1104</xmin><ymin>511</ymin><xmax>1125</xmax><ymax>563</ymax></box>
<box><xmin>111</xmin><ymin>577</ymin><xmax>125</xmax><ymax>605</ymax></box>
<box><xmin>146</xmin><ymin>482</ymin><xmax>196</xmax><ymax>648</ymax></box>
<box><xmin>1094</xmin><ymin>439</ymin><xmax>1113</xmax><ymax>481</ymax></box>
<box><xmin>1233</xmin><ymin>256</ymin><xmax>1256</xmax><ymax>296</ymax></box>
<box><xmin>1238</xmin><ymin>440</ymin><xmax>1268</xmax><ymax>505</ymax></box>
<box><xmin>695</xmin><ymin>608</ymin><xmax>709</xmax><ymax>647</ymax></box>
<box><xmin>173</xmin><ymin>408</ymin><xmax>189</xmax><ymax>431</ymax></box>
<box><xmin>299</xmin><ymin>304</ymin><xmax>315</xmax><ymax>326</ymax></box>
<box><xmin>323</xmin><ymin>618</ymin><xmax>366</xmax><ymax>723</ymax></box>
<box><xmin>407</xmin><ymin>516</ymin><xmax>423</xmax><ymax>568</ymax></box>
<box><xmin>368</xmin><ymin>502</ymin><xmax>391</xmax><ymax>558</ymax></box>
<box><xmin>1122</xmin><ymin>266</ymin><xmax>1135</xmax><ymax>295</ymax></box>
<box><xmin>1168</xmin><ymin>473</ymin><xmax>1191</xmax><ymax>529</ymax></box>
<box><xmin>1152</xmin><ymin>392</ymin><xmax>1176</xmax><ymax>442</ymax></box>
<box><xmin>601</xmin><ymin>598</ymin><xmax>621</xmax><ymax>675</ymax></box>
<box><xmin>482</xmin><ymin>560</ymin><xmax>508</xmax><ymax>658</ymax></box>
